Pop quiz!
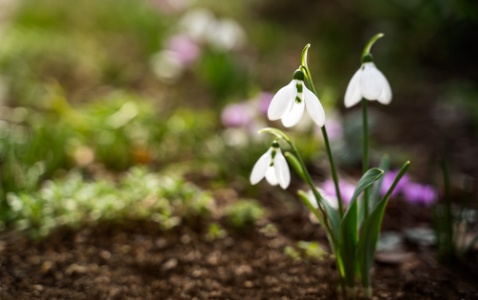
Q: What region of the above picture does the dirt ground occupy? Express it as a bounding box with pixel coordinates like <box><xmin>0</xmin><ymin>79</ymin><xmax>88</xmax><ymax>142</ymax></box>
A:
<box><xmin>1</xmin><ymin>194</ymin><xmax>477</xmax><ymax>300</ymax></box>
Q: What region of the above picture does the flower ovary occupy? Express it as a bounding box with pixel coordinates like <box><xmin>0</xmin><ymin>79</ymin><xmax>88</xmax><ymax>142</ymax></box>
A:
<box><xmin>293</xmin><ymin>69</ymin><xmax>305</xmax><ymax>80</ymax></box>
<box><xmin>361</xmin><ymin>53</ymin><xmax>373</xmax><ymax>63</ymax></box>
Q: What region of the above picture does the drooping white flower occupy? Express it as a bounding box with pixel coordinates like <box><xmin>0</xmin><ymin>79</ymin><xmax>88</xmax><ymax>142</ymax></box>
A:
<box><xmin>268</xmin><ymin>70</ymin><xmax>325</xmax><ymax>128</ymax></box>
<box><xmin>250</xmin><ymin>141</ymin><xmax>290</xmax><ymax>189</ymax></box>
<box><xmin>344</xmin><ymin>56</ymin><xmax>392</xmax><ymax>108</ymax></box>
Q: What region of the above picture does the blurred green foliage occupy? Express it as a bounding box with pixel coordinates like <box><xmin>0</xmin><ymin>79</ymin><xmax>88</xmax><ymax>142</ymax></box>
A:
<box><xmin>5</xmin><ymin>167</ymin><xmax>213</xmax><ymax>239</ymax></box>
<box><xmin>284</xmin><ymin>241</ymin><xmax>328</xmax><ymax>263</ymax></box>
<box><xmin>225</xmin><ymin>199</ymin><xmax>264</xmax><ymax>229</ymax></box>
<box><xmin>0</xmin><ymin>0</ymin><xmax>476</xmax><ymax>237</ymax></box>
<box><xmin>0</xmin><ymin>0</ymin><xmax>167</xmax><ymax>103</ymax></box>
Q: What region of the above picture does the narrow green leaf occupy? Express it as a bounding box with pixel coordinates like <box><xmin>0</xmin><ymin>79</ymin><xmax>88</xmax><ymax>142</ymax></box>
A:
<box><xmin>258</xmin><ymin>127</ymin><xmax>291</xmax><ymax>143</ymax></box>
<box><xmin>301</xmin><ymin>44</ymin><xmax>311</xmax><ymax>69</ymax></box>
<box><xmin>362</xmin><ymin>33</ymin><xmax>384</xmax><ymax>59</ymax></box>
<box><xmin>357</xmin><ymin>161</ymin><xmax>410</xmax><ymax>291</ymax></box>
<box><xmin>339</xmin><ymin>197</ymin><xmax>358</xmax><ymax>288</ymax></box>
<box><xmin>345</xmin><ymin>168</ymin><xmax>384</xmax><ymax>215</ymax></box>
<box><xmin>284</xmin><ymin>152</ymin><xmax>306</xmax><ymax>182</ymax></box>
<box><xmin>298</xmin><ymin>190</ymin><xmax>337</xmax><ymax>254</ymax></box>
<box><xmin>323</xmin><ymin>197</ymin><xmax>340</xmax><ymax>241</ymax></box>
<box><xmin>298</xmin><ymin>190</ymin><xmax>323</xmax><ymax>223</ymax></box>
<box><xmin>339</xmin><ymin>168</ymin><xmax>383</xmax><ymax>289</ymax></box>
<box><xmin>370</xmin><ymin>155</ymin><xmax>389</xmax><ymax>210</ymax></box>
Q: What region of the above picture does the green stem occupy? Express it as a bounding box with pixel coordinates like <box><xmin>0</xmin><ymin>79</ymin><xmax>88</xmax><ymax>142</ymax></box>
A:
<box><xmin>362</xmin><ymin>99</ymin><xmax>369</xmax><ymax>217</ymax></box>
<box><xmin>321</xmin><ymin>127</ymin><xmax>344</xmax><ymax>217</ymax></box>
<box><xmin>301</xmin><ymin>66</ymin><xmax>344</xmax><ymax>217</ymax></box>
<box><xmin>289</xmin><ymin>142</ymin><xmax>337</xmax><ymax>246</ymax></box>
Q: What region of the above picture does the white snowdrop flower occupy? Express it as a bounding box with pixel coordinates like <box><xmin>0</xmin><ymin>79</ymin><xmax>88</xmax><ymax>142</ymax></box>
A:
<box><xmin>268</xmin><ymin>70</ymin><xmax>325</xmax><ymax>128</ymax></box>
<box><xmin>250</xmin><ymin>140</ymin><xmax>290</xmax><ymax>189</ymax></box>
<box><xmin>344</xmin><ymin>55</ymin><xmax>392</xmax><ymax>108</ymax></box>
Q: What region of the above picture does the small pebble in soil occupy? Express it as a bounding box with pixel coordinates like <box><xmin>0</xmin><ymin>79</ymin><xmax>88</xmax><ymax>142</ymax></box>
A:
<box><xmin>162</xmin><ymin>258</ymin><xmax>178</xmax><ymax>271</ymax></box>
<box><xmin>100</xmin><ymin>250</ymin><xmax>111</xmax><ymax>260</ymax></box>
<box><xmin>41</xmin><ymin>261</ymin><xmax>52</xmax><ymax>274</ymax></box>
<box><xmin>155</xmin><ymin>238</ymin><xmax>168</xmax><ymax>249</ymax></box>
<box><xmin>180</xmin><ymin>234</ymin><xmax>191</xmax><ymax>244</ymax></box>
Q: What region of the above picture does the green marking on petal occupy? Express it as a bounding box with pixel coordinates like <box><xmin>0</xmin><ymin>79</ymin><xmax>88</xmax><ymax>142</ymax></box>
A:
<box><xmin>270</xmin><ymin>162</ymin><xmax>274</xmax><ymax>167</ymax></box>
<box><xmin>271</xmin><ymin>150</ymin><xmax>277</xmax><ymax>159</ymax></box>
<box><xmin>296</xmin><ymin>82</ymin><xmax>303</xmax><ymax>93</ymax></box>
<box><xmin>295</xmin><ymin>96</ymin><xmax>302</xmax><ymax>103</ymax></box>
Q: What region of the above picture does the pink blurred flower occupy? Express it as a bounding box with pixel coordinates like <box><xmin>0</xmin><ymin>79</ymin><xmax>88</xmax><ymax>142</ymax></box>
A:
<box><xmin>167</xmin><ymin>35</ymin><xmax>201</xmax><ymax>65</ymax></box>
<box><xmin>403</xmin><ymin>183</ymin><xmax>437</xmax><ymax>206</ymax></box>
<box><xmin>321</xmin><ymin>180</ymin><xmax>355</xmax><ymax>205</ymax></box>
<box><xmin>324</xmin><ymin>119</ymin><xmax>343</xmax><ymax>140</ymax></box>
<box><xmin>221</xmin><ymin>103</ymin><xmax>252</xmax><ymax>127</ymax></box>
<box><xmin>150</xmin><ymin>0</ymin><xmax>189</xmax><ymax>14</ymax></box>
<box><xmin>258</xmin><ymin>92</ymin><xmax>273</xmax><ymax>115</ymax></box>
<box><xmin>380</xmin><ymin>170</ymin><xmax>410</xmax><ymax>197</ymax></box>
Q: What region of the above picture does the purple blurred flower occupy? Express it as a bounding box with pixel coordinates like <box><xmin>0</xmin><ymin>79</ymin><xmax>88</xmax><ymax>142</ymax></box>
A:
<box><xmin>403</xmin><ymin>183</ymin><xmax>437</xmax><ymax>206</ymax></box>
<box><xmin>321</xmin><ymin>180</ymin><xmax>355</xmax><ymax>205</ymax></box>
<box><xmin>380</xmin><ymin>170</ymin><xmax>410</xmax><ymax>197</ymax></box>
<box><xmin>221</xmin><ymin>103</ymin><xmax>252</xmax><ymax>127</ymax></box>
<box><xmin>258</xmin><ymin>92</ymin><xmax>273</xmax><ymax>115</ymax></box>
<box><xmin>167</xmin><ymin>35</ymin><xmax>200</xmax><ymax>65</ymax></box>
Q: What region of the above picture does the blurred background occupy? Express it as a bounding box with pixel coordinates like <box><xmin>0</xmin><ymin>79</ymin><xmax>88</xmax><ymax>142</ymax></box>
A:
<box><xmin>0</xmin><ymin>0</ymin><xmax>477</xmax><ymax>237</ymax></box>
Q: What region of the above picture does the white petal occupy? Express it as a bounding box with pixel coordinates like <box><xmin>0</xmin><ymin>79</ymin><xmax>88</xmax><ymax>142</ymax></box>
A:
<box><xmin>376</xmin><ymin>70</ymin><xmax>392</xmax><ymax>105</ymax></box>
<box><xmin>359</xmin><ymin>63</ymin><xmax>383</xmax><ymax>100</ymax></box>
<box><xmin>274</xmin><ymin>149</ymin><xmax>290</xmax><ymax>189</ymax></box>
<box><xmin>268</xmin><ymin>80</ymin><xmax>296</xmax><ymax>120</ymax></box>
<box><xmin>344</xmin><ymin>69</ymin><xmax>363</xmax><ymax>108</ymax></box>
<box><xmin>281</xmin><ymin>99</ymin><xmax>305</xmax><ymax>128</ymax></box>
<box><xmin>265</xmin><ymin>166</ymin><xmax>279</xmax><ymax>186</ymax></box>
<box><xmin>304</xmin><ymin>86</ymin><xmax>325</xmax><ymax>127</ymax></box>
<box><xmin>250</xmin><ymin>148</ymin><xmax>271</xmax><ymax>185</ymax></box>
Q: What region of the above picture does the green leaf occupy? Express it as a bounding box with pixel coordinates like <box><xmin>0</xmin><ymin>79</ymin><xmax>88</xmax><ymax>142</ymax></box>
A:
<box><xmin>298</xmin><ymin>190</ymin><xmax>322</xmax><ymax>223</ymax></box>
<box><xmin>300</xmin><ymin>44</ymin><xmax>311</xmax><ymax>69</ymax></box>
<box><xmin>339</xmin><ymin>196</ymin><xmax>358</xmax><ymax>288</ymax></box>
<box><xmin>298</xmin><ymin>190</ymin><xmax>338</xmax><ymax>254</ymax></box>
<box><xmin>357</xmin><ymin>161</ymin><xmax>410</xmax><ymax>291</ymax></box>
<box><xmin>258</xmin><ymin>127</ymin><xmax>291</xmax><ymax>143</ymax></box>
<box><xmin>345</xmin><ymin>168</ymin><xmax>384</xmax><ymax>215</ymax></box>
<box><xmin>339</xmin><ymin>168</ymin><xmax>383</xmax><ymax>289</ymax></box>
<box><xmin>284</xmin><ymin>152</ymin><xmax>306</xmax><ymax>182</ymax></box>
<box><xmin>370</xmin><ymin>155</ymin><xmax>389</xmax><ymax>210</ymax></box>
<box><xmin>322</xmin><ymin>196</ymin><xmax>340</xmax><ymax>241</ymax></box>
<box><xmin>361</xmin><ymin>33</ymin><xmax>384</xmax><ymax>59</ymax></box>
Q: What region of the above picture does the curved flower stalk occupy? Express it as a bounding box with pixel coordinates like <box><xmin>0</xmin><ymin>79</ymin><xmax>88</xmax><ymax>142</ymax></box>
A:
<box><xmin>250</xmin><ymin>140</ymin><xmax>290</xmax><ymax>189</ymax></box>
<box><xmin>268</xmin><ymin>70</ymin><xmax>325</xmax><ymax>128</ymax></box>
<box><xmin>344</xmin><ymin>33</ymin><xmax>392</xmax><ymax>108</ymax></box>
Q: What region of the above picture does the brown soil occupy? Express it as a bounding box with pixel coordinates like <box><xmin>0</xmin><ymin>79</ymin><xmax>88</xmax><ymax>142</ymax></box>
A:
<box><xmin>0</xmin><ymin>208</ymin><xmax>477</xmax><ymax>300</ymax></box>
